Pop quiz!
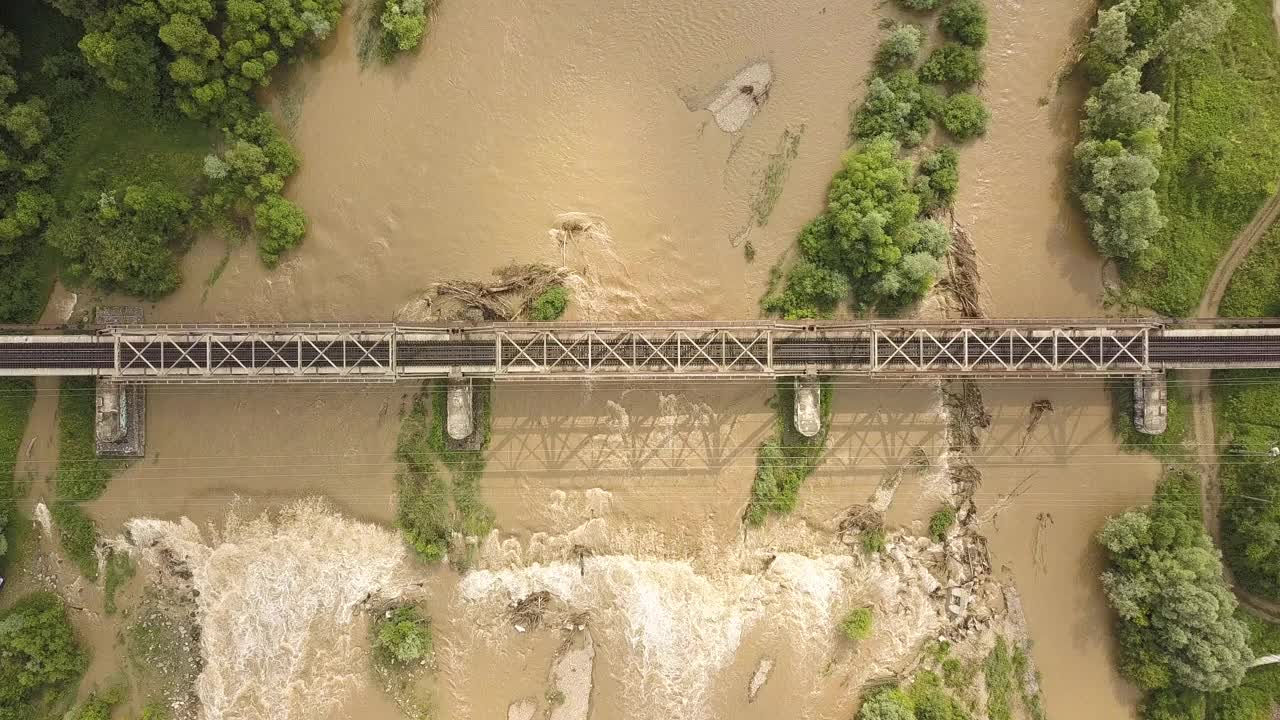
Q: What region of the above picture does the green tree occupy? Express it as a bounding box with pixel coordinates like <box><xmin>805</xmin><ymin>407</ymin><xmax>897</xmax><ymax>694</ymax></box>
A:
<box><xmin>894</xmin><ymin>0</ymin><xmax>941</xmax><ymax>10</ymax></box>
<box><xmin>1223</xmin><ymin>462</ymin><xmax>1280</xmax><ymax>599</ymax></box>
<box><xmin>529</xmin><ymin>285</ymin><xmax>568</xmax><ymax>321</ymax></box>
<box><xmin>919</xmin><ymin>43</ymin><xmax>982</xmax><ymax>88</ymax></box>
<box><xmin>841</xmin><ymin>607</ymin><xmax>874</xmax><ymax>641</ymax></box>
<box><xmin>853</xmin><ymin>73</ymin><xmax>934</xmax><ymax>147</ymax></box>
<box><xmin>380</xmin><ymin>0</ymin><xmax>429</xmax><ymax>59</ymax></box>
<box><xmin>876</xmin><ymin>25</ymin><xmax>923</xmax><ymax>71</ymax></box>
<box><xmin>0</xmin><ymin>593</ymin><xmax>88</xmax><ymax>719</ymax></box>
<box><xmin>939</xmin><ymin>0</ymin><xmax>988</xmax><ymax>48</ymax></box>
<box><xmin>914</xmin><ymin>147</ymin><xmax>960</xmax><ymax>212</ymax></box>
<box><xmin>254</xmin><ymin>194</ymin><xmax>306</xmax><ymax>266</ymax></box>
<box><xmin>1097</xmin><ymin>473</ymin><xmax>1252</xmax><ymax>693</ymax></box>
<box><xmin>940</xmin><ymin>92</ymin><xmax>989</xmax><ymax>140</ymax></box>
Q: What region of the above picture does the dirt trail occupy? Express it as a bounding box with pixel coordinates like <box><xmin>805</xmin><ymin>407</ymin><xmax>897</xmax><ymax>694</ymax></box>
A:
<box><xmin>1188</xmin><ymin>189</ymin><xmax>1280</xmax><ymax>620</ymax></box>
<box><xmin>1194</xmin><ymin>191</ymin><xmax>1280</xmax><ymax>318</ymax></box>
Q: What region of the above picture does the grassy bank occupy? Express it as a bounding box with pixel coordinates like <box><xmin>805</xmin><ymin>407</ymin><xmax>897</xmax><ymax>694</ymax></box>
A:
<box><xmin>1122</xmin><ymin>0</ymin><xmax>1280</xmax><ymax>315</ymax></box>
<box><xmin>395</xmin><ymin>381</ymin><xmax>495</xmax><ymax>565</ymax></box>
<box><xmin>0</xmin><ymin>378</ymin><xmax>36</xmax><ymax>576</ymax></box>
<box><xmin>52</xmin><ymin>378</ymin><xmax>124</xmax><ymax>578</ymax></box>
<box><xmin>1221</xmin><ymin>222</ymin><xmax>1280</xmax><ymax>317</ymax></box>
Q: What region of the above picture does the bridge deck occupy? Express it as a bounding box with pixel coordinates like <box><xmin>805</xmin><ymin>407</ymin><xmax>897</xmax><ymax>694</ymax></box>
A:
<box><xmin>2</xmin><ymin>321</ymin><xmax>1279</xmax><ymax>381</ymax></box>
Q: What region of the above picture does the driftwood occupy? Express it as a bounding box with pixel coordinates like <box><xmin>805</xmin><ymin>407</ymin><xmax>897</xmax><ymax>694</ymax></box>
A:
<box><xmin>432</xmin><ymin>263</ymin><xmax>571</xmax><ymax>321</ymax></box>
<box><xmin>937</xmin><ymin>211</ymin><xmax>985</xmax><ymax>319</ymax></box>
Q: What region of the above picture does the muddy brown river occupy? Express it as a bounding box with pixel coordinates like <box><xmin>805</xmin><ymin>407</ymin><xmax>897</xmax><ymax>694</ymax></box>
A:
<box><xmin>14</xmin><ymin>0</ymin><xmax>1168</xmax><ymax>718</ymax></box>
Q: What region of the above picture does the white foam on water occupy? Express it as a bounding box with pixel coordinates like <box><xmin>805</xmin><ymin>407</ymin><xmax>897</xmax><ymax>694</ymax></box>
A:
<box><xmin>126</xmin><ymin>500</ymin><xmax>409</xmax><ymax>720</ymax></box>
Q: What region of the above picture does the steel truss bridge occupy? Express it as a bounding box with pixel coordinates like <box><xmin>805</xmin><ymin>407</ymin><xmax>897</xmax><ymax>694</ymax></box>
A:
<box><xmin>3</xmin><ymin>319</ymin><xmax>1280</xmax><ymax>382</ymax></box>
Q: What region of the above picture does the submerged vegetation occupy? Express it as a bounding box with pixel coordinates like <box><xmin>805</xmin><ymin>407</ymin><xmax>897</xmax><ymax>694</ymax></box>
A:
<box><xmin>744</xmin><ymin>379</ymin><xmax>832</xmax><ymax>525</ymax></box>
<box><xmin>766</xmin><ymin>0</ymin><xmax>987</xmax><ymax>317</ymax></box>
<box><xmin>1077</xmin><ymin>0</ymin><xmax>1280</xmax><ymax>315</ymax></box>
<box><xmin>396</xmin><ymin>381</ymin><xmax>495</xmax><ymax>564</ymax></box>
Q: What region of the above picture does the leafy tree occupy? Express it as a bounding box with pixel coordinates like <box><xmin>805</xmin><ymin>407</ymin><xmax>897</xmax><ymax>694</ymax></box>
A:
<box><xmin>380</xmin><ymin>0</ymin><xmax>429</xmax><ymax>59</ymax></box>
<box><xmin>1082</xmin><ymin>0</ymin><xmax>1139</xmax><ymax>83</ymax></box>
<box><xmin>940</xmin><ymin>92</ymin><xmax>988</xmax><ymax>140</ymax></box>
<box><xmin>939</xmin><ymin>0</ymin><xmax>988</xmax><ymax>48</ymax></box>
<box><xmin>876</xmin><ymin>25</ymin><xmax>923</xmax><ymax>71</ymax></box>
<box><xmin>46</xmin><ymin>182</ymin><xmax>189</xmax><ymax>298</ymax></box>
<box><xmin>1097</xmin><ymin>473</ymin><xmax>1252</xmax><ymax>693</ymax></box>
<box><xmin>0</xmin><ymin>29</ymin><xmax>56</xmax><ymax>261</ymax></box>
<box><xmin>254</xmin><ymin>194</ymin><xmax>306</xmax><ymax>266</ymax></box>
<box><xmin>0</xmin><ymin>593</ymin><xmax>88</xmax><ymax>719</ymax></box>
<box><xmin>919</xmin><ymin>43</ymin><xmax>982</xmax><ymax>88</ymax></box>
<box><xmin>1073</xmin><ymin>66</ymin><xmax>1168</xmax><ymax>259</ymax></box>
<box><xmin>914</xmin><ymin>147</ymin><xmax>960</xmax><ymax>212</ymax></box>
<box><xmin>373</xmin><ymin>606</ymin><xmax>433</xmax><ymax>665</ymax></box>
<box><xmin>853</xmin><ymin>73</ymin><xmax>935</xmax><ymax>147</ymax></box>
<box><xmin>761</xmin><ymin>258</ymin><xmax>850</xmax><ymax>319</ymax></box>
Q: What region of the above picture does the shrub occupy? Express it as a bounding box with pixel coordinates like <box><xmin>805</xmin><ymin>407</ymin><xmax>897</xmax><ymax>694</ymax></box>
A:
<box><xmin>373</xmin><ymin>606</ymin><xmax>433</xmax><ymax>666</ymax></box>
<box><xmin>862</xmin><ymin>527</ymin><xmax>886</xmax><ymax>554</ymax></box>
<box><xmin>1098</xmin><ymin>473</ymin><xmax>1252</xmax><ymax>692</ymax></box>
<box><xmin>857</xmin><ymin>686</ymin><xmax>915</xmax><ymax>720</ymax></box>
<box><xmin>761</xmin><ymin>259</ymin><xmax>850</xmax><ymax>319</ymax></box>
<box><xmin>0</xmin><ymin>593</ymin><xmax>88</xmax><ymax>719</ymax></box>
<box><xmin>876</xmin><ymin>25</ymin><xmax>923</xmax><ymax>71</ymax></box>
<box><xmin>71</xmin><ymin>686</ymin><xmax>127</xmax><ymax>720</ymax></box>
<box><xmin>940</xmin><ymin>93</ymin><xmax>989</xmax><ymax>140</ymax></box>
<box><xmin>853</xmin><ymin>73</ymin><xmax>933</xmax><ymax>147</ymax></box>
<box><xmin>940</xmin><ymin>0</ymin><xmax>989</xmax><ymax>47</ymax></box>
<box><xmin>50</xmin><ymin>501</ymin><xmax>98</xmax><ymax>579</ymax></box>
<box><xmin>919</xmin><ymin>43</ymin><xmax>982</xmax><ymax>88</ymax></box>
<box><xmin>254</xmin><ymin>195</ymin><xmax>306</xmax><ymax>266</ymax></box>
<box><xmin>894</xmin><ymin>0</ymin><xmax>941</xmax><ymax>10</ymax></box>
<box><xmin>914</xmin><ymin>147</ymin><xmax>960</xmax><ymax>211</ymax></box>
<box><xmin>744</xmin><ymin>380</ymin><xmax>832</xmax><ymax>525</ymax></box>
<box><xmin>929</xmin><ymin>507</ymin><xmax>956</xmax><ymax>540</ymax></box>
<box><xmin>380</xmin><ymin>0</ymin><xmax>429</xmax><ymax>59</ymax></box>
<box><xmin>529</xmin><ymin>285</ymin><xmax>568</xmax><ymax>321</ymax></box>
<box><xmin>841</xmin><ymin>607</ymin><xmax>874</xmax><ymax>641</ymax></box>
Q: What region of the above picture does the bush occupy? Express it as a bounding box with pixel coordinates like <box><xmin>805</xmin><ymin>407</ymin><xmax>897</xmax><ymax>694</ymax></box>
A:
<box><xmin>894</xmin><ymin>0</ymin><xmax>941</xmax><ymax>10</ymax></box>
<box><xmin>858</xmin><ymin>686</ymin><xmax>916</xmax><ymax>720</ymax></box>
<box><xmin>841</xmin><ymin>607</ymin><xmax>874</xmax><ymax>641</ymax></box>
<box><xmin>1098</xmin><ymin>472</ymin><xmax>1252</xmax><ymax>692</ymax></box>
<box><xmin>1072</xmin><ymin>66</ymin><xmax>1168</xmax><ymax>259</ymax></box>
<box><xmin>914</xmin><ymin>147</ymin><xmax>960</xmax><ymax>212</ymax></box>
<box><xmin>0</xmin><ymin>593</ymin><xmax>88</xmax><ymax>719</ymax></box>
<box><xmin>876</xmin><ymin>25</ymin><xmax>923</xmax><ymax>71</ymax></box>
<box><xmin>71</xmin><ymin>686</ymin><xmax>126</xmax><ymax>720</ymax></box>
<box><xmin>529</xmin><ymin>285</ymin><xmax>568</xmax><ymax>321</ymax></box>
<box><xmin>744</xmin><ymin>380</ymin><xmax>831</xmax><ymax>525</ymax></box>
<box><xmin>940</xmin><ymin>0</ymin><xmax>988</xmax><ymax>47</ymax></box>
<box><xmin>940</xmin><ymin>92</ymin><xmax>989</xmax><ymax>140</ymax></box>
<box><xmin>761</xmin><ymin>259</ymin><xmax>850</xmax><ymax>319</ymax></box>
<box><xmin>50</xmin><ymin>501</ymin><xmax>98</xmax><ymax>579</ymax></box>
<box><xmin>373</xmin><ymin>606</ymin><xmax>433</xmax><ymax>665</ymax></box>
<box><xmin>380</xmin><ymin>0</ymin><xmax>428</xmax><ymax>59</ymax></box>
<box><xmin>929</xmin><ymin>507</ymin><xmax>956</xmax><ymax>540</ymax></box>
<box><xmin>919</xmin><ymin>43</ymin><xmax>983</xmax><ymax>88</ymax></box>
<box><xmin>254</xmin><ymin>194</ymin><xmax>306</xmax><ymax>266</ymax></box>
<box><xmin>853</xmin><ymin>72</ymin><xmax>934</xmax><ymax>147</ymax></box>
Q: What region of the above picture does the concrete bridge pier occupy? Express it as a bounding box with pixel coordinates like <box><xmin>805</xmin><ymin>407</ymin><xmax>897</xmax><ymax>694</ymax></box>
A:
<box><xmin>95</xmin><ymin>380</ymin><xmax>145</xmax><ymax>457</ymax></box>
<box><xmin>1133</xmin><ymin>373</ymin><xmax>1168</xmax><ymax>436</ymax></box>
<box><xmin>446</xmin><ymin>374</ymin><xmax>474</xmax><ymax>441</ymax></box>
<box><xmin>794</xmin><ymin>374</ymin><xmax>822</xmax><ymax>438</ymax></box>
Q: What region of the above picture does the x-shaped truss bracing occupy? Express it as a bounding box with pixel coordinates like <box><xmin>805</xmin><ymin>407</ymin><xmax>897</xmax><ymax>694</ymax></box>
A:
<box><xmin>870</xmin><ymin>328</ymin><xmax>1149</xmax><ymax>373</ymax></box>
<box><xmin>113</xmin><ymin>330</ymin><xmax>396</xmax><ymax>381</ymax></box>
<box><xmin>495</xmin><ymin>329</ymin><xmax>772</xmax><ymax>375</ymax></box>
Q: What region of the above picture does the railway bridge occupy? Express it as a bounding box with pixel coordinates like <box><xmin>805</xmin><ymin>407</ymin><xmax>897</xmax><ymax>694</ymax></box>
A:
<box><xmin>3</xmin><ymin>317</ymin><xmax>1279</xmax><ymax>453</ymax></box>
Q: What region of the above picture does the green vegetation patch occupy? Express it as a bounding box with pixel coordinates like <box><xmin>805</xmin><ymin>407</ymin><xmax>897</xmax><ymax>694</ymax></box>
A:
<box><xmin>1109</xmin><ymin>374</ymin><xmax>1192</xmax><ymax>461</ymax></box>
<box><xmin>854</xmin><ymin>671</ymin><xmax>971</xmax><ymax>720</ymax></box>
<box><xmin>52</xmin><ymin>378</ymin><xmax>125</xmax><ymax>578</ymax></box>
<box><xmin>1220</xmin><ymin>222</ymin><xmax>1280</xmax><ymax>317</ymax></box>
<box><xmin>1098</xmin><ymin>471</ymin><xmax>1251</xmax><ymax>694</ymax></box>
<box><xmin>984</xmin><ymin>637</ymin><xmax>1015</xmax><ymax>720</ymax></box>
<box><xmin>69</xmin><ymin>685</ymin><xmax>126</xmax><ymax>720</ymax></box>
<box><xmin>529</xmin><ymin>285</ymin><xmax>569</xmax><ymax>321</ymax></box>
<box><xmin>0</xmin><ymin>378</ymin><xmax>35</xmax><ymax>573</ymax></box>
<box><xmin>395</xmin><ymin>381</ymin><xmax>496</xmax><ymax>564</ymax></box>
<box><xmin>103</xmin><ymin>550</ymin><xmax>136</xmax><ymax>615</ymax></box>
<box><xmin>928</xmin><ymin>506</ymin><xmax>956</xmax><ymax>541</ymax></box>
<box><xmin>744</xmin><ymin>379</ymin><xmax>832</xmax><ymax>525</ymax></box>
<box><xmin>373</xmin><ymin>605</ymin><xmax>434</xmax><ymax>667</ymax></box>
<box><xmin>1109</xmin><ymin>0</ymin><xmax>1280</xmax><ymax>315</ymax></box>
<box><xmin>0</xmin><ymin>592</ymin><xmax>88</xmax><ymax>720</ymax></box>
<box><xmin>1215</xmin><ymin>369</ymin><xmax>1280</xmax><ymax>600</ymax></box>
<box><xmin>841</xmin><ymin>607</ymin><xmax>874</xmax><ymax>642</ymax></box>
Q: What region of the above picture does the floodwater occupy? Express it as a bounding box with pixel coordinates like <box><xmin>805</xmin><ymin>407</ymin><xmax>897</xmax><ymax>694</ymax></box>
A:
<box><xmin>11</xmin><ymin>0</ymin><xmax>1165</xmax><ymax>718</ymax></box>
